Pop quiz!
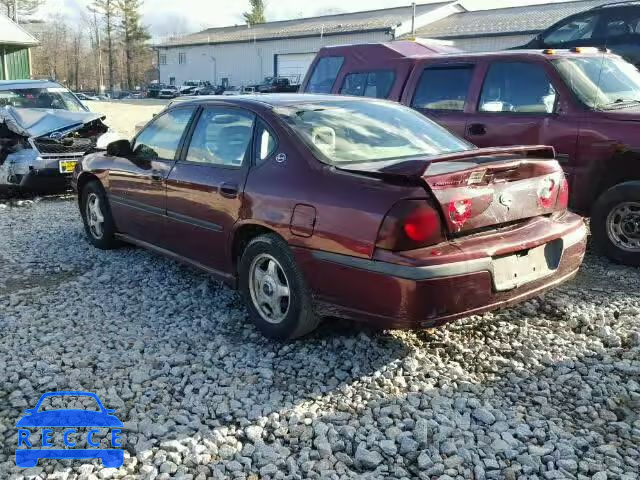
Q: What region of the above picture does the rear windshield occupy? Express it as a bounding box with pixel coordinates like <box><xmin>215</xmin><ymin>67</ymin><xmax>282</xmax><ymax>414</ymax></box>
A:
<box><xmin>552</xmin><ymin>56</ymin><xmax>640</xmax><ymax>109</ymax></box>
<box><xmin>275</xmin><ymin>100</ymin><xmax>471</xmax><ymax>165</ymax></box>
<box><xmin>0</xmin><ymin>86</ymin><xmax>87</xmax><ymax>112</ymax></box>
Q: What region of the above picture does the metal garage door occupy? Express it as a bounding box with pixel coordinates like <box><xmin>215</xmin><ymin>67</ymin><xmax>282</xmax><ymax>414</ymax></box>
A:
<box><xmin>276</xmin><ymin>53</ymin><xmax>316</xmax><ymax>83</ymax></box>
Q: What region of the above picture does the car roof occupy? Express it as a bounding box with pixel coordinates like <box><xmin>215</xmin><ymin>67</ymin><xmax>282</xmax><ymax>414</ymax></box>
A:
<box><xmin>0</xmin><ymin>79</ymin><xmax>64</xmax><ymax>90</ymax></box>
<box><xmin>171</xmin><ymin>93</ymin><xmax>388</xmax><ymax>109</ymax></box>
<box><xmin>408</xmin><ymin>48</ymin><xmax>617</xmax><ymax>61</ymax></box>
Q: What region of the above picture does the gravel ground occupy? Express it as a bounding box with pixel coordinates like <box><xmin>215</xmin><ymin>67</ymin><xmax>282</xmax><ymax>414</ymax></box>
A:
<box><xmin>1</xmin><ymin>197</ymin><xmax>639</xmax><ymax>480</ymax></box>
<box><xmin>84</xmin><ymin>100</ymin><xmax>166</xmax><ymax>138</ymax></box>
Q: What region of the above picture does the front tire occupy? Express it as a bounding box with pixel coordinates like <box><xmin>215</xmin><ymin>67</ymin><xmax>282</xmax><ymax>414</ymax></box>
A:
<box><xmin>592</xmin><ymin>181</ymin><xmax>640</xmax><ymax>266</ymax></box>
<box><xmin>239</xmin><ymin>234</ymin><xmax>319</xmax><ymax>339</ymax></box>
<box><xmin>80</xmin><ymin>181</ymin><xmax>119</xmax><ymax>250</ymax></box>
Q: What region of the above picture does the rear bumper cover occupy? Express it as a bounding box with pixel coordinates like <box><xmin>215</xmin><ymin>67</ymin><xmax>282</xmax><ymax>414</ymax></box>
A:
<box><xmin>295</xmin><ymin>215</ymin><xmax>587</xmax><ymax>328</ymax></box>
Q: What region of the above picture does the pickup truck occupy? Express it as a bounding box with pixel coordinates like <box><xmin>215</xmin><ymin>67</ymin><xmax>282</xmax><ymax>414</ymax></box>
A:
<box><xmin>301</xmin><ymin>41</ymin><xmax>640</xmax><ymax>266</ymax></box>
<box><xmin>256</xmin><ymin>76</ymin><xmax>299</xmax><ymax>93</ymax></box>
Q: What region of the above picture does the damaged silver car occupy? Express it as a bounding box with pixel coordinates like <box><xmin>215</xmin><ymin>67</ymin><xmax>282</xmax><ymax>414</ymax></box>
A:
<box><xmin>0</xmin><ymin>80</ymin><xmax>111</xmax><ymax>193</ymax></box>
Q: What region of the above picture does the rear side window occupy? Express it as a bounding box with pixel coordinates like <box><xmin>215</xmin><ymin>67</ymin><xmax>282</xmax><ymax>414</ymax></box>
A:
<box><xmin>340</xmin><ymin>70</ymin><xmax>396</xmax><ymax>98</ymax></box>
<box><xmin>479</xmin><ymin>62</ymin><xmax>557</xmax><ymax>113</ymax></box>
<box><xmin>411</xmin><ymin>66</ymin><xmax>474</xmax><ymax>111</ymax></box>
<box><xmin>306</xmin><ymin>56</ymin><xmax>344</xmax><ymax>93</ymax></box>
<box><xmin>255</xmin><ymin>120</ymin><xmax>277</xmax><ymax>165</ymax></box>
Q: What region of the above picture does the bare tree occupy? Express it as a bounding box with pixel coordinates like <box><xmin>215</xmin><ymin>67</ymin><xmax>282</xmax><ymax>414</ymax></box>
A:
<box><xmin>89</xmin><ymin>0</ymin><xmax>118</xmax><ymax>95</ymax></box>
<box><xmin>1</xmin><ymin>0</ymin><xmax>42</xmax><ymax>22</ymax></box>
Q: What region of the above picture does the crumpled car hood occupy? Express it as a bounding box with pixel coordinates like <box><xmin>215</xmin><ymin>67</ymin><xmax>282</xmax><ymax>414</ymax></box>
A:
<box><xmin>0</xmin><ymin>106</ymin><xmax>105</xmax><ymax>138</ymax></box>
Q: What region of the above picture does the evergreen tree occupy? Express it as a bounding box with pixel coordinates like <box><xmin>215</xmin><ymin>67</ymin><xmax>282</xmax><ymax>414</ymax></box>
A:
<box><xmin>243</xmin><ymin>0</ymin><xmax>266</xmax><ymax>25</ymax></box>
<box><xmin>118</xmin><ymin>0</ymin><xmax>150</xmax><ymax>90</ymax></box>
<box><xmin>88</xmin><ymin>0</ymin><xmax>117</xmax><ymax>95</ymax></box>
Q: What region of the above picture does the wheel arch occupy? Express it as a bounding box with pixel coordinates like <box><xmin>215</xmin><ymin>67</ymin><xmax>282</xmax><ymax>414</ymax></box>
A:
<box><xmin>590</xmin><ymin>150</ymin><xmax>640</xmax><ymax>212</ymax></box>
<box><xmin>230</xmin><ymin>222</ymin><xmax>284</xmax><ymax>274</ymax></box>
<box><xmin>76</xmin><ymin>172</ymin><xmax>102</xmax><ymax>207</ymax></box>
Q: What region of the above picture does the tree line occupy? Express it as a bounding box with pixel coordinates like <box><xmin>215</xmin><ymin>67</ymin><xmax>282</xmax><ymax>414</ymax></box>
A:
<box><xmin>14</xmin><ymin>0</ymin><xmax>153</xmax><ymax>94</ymax></box>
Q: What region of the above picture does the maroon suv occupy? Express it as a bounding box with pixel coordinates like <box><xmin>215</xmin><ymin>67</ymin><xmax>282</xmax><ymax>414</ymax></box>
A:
<box><xmin>74</xmin><ymin>95</ymin><xmax>586</xmax><ymax>339</ymax></box>
<box><xmin>302</xmin><ymin>42</ymin><xmax>640</xmax><ymax>265</ymax></box>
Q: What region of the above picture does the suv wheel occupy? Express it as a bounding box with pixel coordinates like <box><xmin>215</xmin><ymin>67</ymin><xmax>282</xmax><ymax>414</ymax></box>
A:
<box><xmin>239</xmin><ymin>234</ymin><xmax>319</xmax><ymax>339</ymax></box>
<box><xmin>592</xmin><ymin>181</ymin><xmax>640</xmax><ymax>266</ymax></box>
<box><xmin>80</xmin><ymin>181</ymin><xmax>119</xmax><ymax>250</ymax></box>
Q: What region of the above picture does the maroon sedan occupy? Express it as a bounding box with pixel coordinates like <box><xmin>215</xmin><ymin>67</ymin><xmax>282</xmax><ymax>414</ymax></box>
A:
<box><xmin>74</xmin><ymin>94</ymin><xmax>587</xmax><ymax>339</ymax></box>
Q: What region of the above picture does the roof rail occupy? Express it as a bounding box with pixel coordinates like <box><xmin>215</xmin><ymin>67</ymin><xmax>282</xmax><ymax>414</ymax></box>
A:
<box><xmin>591</xmin><ymin>1</ymin><xmax>640</xmax><ymax>9</ymax></box>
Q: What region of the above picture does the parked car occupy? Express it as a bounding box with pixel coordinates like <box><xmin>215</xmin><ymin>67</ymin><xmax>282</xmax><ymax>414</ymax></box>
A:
<box><xmin>0</xmin><ymin>80</ymin><xmax>110</xmax><ymax>193</ymax></box>
<box><xmin>75</xmin><ymin>92</ymin><xmax>99</xmax><ymax>101</ymax></box>
<box><xmin>158</xmin><ymin>85</ymin><xmax>180</xmax><ymax>99</ymax></box>
<box><xmin>180</xmin><ymin>80</ymin><xmax>213</xmax><ymax>95</ymax></box>
<box><xmin>255</xmin><ymin>76</ymin><xmax>300</xmax><ymax>93</ymax></box>
<box><xmin>301</xmin><ymin>42</ymin><xmax>640</xmax><ymax>265</ymax></box>
<box><xmin>221</xmin><ymin>86</ymin><xmax>242</xmax><ymax>96</ymax></box>
<box><xmin>147</xmin><ymin>83</ymin><xmax>165</xmax><ymax>98</ymax></box>
<box><xmin>518</xmin><ymin>1</ymin><xmax>640</xmax><ymax>68</ymax></box>
<box><xmin>73</xmin><ymin>95</ymin><xmax>586</xmax><ymax>339</ymax></box>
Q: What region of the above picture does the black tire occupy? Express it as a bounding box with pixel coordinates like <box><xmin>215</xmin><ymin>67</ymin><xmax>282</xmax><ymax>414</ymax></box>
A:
<box><xmin>591</xmin><ymin>181</ymin><xmax>640</xmax><ymax>266</ymax></box>
<box><xmin>239</xmin><ymin>234</ymin><xmax>319</xmax><ymax>339</ymax></box>
<box><xmin>80</xmin><ymin>181</ymin><xmax>119</xmax><ymax>250</ymax></box>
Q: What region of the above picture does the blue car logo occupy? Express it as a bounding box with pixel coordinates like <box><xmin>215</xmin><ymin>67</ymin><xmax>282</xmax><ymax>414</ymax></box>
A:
<box><xmin>16</xmin><ymin>391</ymin><xmax>124</xmax><ymax>468</ymax></box>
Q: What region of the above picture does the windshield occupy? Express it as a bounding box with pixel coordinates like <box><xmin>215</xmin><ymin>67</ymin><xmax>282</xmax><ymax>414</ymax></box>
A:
<box><xmin>552</xmin><ymin>56</ymin><xmax>640</xmax><ymax>109</ymax></box>
<box><xmin>276</xmin><ymin>100</ymin><xmax>471</xmax><ymax>165</ymax></box>
<box><xmin>0</xmin><ymin>86</ymin><xmax>87</xmax><ymax>112</ymax></box>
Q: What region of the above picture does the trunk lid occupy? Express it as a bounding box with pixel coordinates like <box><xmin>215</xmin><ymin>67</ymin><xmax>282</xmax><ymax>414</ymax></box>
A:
<box><xmin>338</xmin><ymin>145</ymin><xmax>566</xmax><ymax>234</ymax></box>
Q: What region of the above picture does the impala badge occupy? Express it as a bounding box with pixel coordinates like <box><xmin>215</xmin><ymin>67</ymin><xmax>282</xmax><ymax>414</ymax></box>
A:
<box><xmin>275</xmin><ymin>153</ymin><xmax>287</xmax><ymax>163</ymax></box>
<box><xmin>499</xmin><ymin>192</ymin><xmax>513</xmax><ymax>209</ymax></box>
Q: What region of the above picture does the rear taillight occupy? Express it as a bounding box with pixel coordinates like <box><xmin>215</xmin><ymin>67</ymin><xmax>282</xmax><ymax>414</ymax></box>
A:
<box><xmin>377</xmin><ymin>200</ymin><xmax>444</xmax><ymax>251</ymax></box>
<box><xmin>556</xmin><ymin>176</ymin><xmax>569</xmax><ymax>210</ymax></box>
<box><xmin>537</xmin><ymin>177</ymin><xmax>557</xmax><ymax>209</ymax></box>
<box><xmin>448</xmin><ymin>199</ymin><xmax>472</xmax><ymax>227</ymax></box>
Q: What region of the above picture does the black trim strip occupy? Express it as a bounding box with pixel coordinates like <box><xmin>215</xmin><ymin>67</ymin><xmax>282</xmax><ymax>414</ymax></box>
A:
<box><xmin>110</xmin><ymin>194</ymin><xmax>165</xmax><ymax>217</ymax></box>
<box><xmin>166</xmin><ymin>210</ymin><xmax>223</xmax><ymax>232</ymax></box>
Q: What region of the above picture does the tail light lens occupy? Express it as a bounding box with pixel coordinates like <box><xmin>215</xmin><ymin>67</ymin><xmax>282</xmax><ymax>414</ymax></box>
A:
<box><xmin>556</xmin><ymin>176</ymin><xmax>569</xmax><ymax>210</ymax></box>
<box><xmin>537</xmin><ymin>177</ymin><xmax>557</xmax><ymax>209</ymax></box>
<box><xmin>448</xmin><ymin>199</ymin><xmax>472</xmax><ymax>227</ymax></box>
<box><xmin>376</xmin><ymin>200</ymin><xmax>444</xmax><ymax>251</ymax></box>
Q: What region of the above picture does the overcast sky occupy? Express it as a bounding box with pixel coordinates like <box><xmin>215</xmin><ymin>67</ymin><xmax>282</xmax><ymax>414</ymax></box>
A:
<box><xmin>40</xmin><ymin>0</ymin><xmax>575</xmax><ymax>40</ymax></box>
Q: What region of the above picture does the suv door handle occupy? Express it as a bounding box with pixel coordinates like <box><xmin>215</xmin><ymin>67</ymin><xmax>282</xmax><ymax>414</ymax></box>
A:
<box><xmin>468</xmin><ymin>123</ymin><xmax>487</xmax><ymax>136</ymax></box>
<box><xmin>150</xmin><ymin>169</ymin><xmax>164</xmax><ymax>182</ymax></box>
<box><xmin>220</xmin><ymin>182</ymin><xmax>239</xmax><ymax>198</ymax></box>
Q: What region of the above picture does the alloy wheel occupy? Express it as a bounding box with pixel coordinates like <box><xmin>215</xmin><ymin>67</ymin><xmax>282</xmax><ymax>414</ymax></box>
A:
<box><xmin>606</xmin><ymin>201</ymin><xmax>640</xmax><ymax>252</ymax></box>
<box><xmin>248</xmin><ymin>253</ymin><xmax>291</xmax><ymax>324</ymax></box>
<box><xmin>86</xmin><ymin>193</ymin><xmax>105</xmax><ymax>240</ymax></box>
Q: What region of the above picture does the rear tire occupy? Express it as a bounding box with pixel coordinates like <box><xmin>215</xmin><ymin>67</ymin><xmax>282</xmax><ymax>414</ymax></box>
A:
<box><xmin>80</xmin><ymin>181</ymin><xmax>119</xmax><ymax>250</ymax></box>
<box><xmin>592</xmin><ymin>181</ymin><xmax>640</xmax><ymax>266</ymax></box>
<box><xmin>239</xmin><ymin>234</ymin><xmax>319</xmax><ymax>339</ymax></box>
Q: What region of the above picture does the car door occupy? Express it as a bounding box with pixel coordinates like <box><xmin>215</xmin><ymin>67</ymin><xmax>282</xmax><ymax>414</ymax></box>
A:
<box><xmin>404</xmin><ymin>62</ymin><xmax>476</xmax><ymax>138</ymax></box>
<box><xmin>164</xmin><ymin>105</ymin><xmax>256</xmax><ymax>275</ymax></box>
<box><xmin>539</xmin><ymin>10</ymin><xmax>606</xmax><ymax>50</ymax></box>
<box><xmin>463</xmin><ymin>60</ymin><xmax>579</xmax><ymax>167</ymax></box>
<box><xmin>108</xmin><ymin>106</ymin><xmax>196</xmax><ymax>246</ymax></box>
<box><xmin>600</xmin><ymin>6</ymin><xmax>640</xmax><ymax>68</ymax></box>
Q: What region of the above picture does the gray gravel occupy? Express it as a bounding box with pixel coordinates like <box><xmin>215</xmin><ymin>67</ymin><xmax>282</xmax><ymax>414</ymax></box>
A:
<box><xmin>1</xmin><ymin>197</ymin><xmax>639</xmax><ymax>480</ymax></box>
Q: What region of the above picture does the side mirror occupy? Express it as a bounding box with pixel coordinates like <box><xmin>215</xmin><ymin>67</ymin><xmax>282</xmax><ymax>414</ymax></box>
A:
<box><xmin>107</xmin><ymin>139</ymin><xmax>133</xmax><ymax>157</ymax></box>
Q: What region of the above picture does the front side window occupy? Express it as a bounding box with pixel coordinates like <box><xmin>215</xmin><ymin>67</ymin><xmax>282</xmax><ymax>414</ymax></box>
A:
<box><xmin>543</xmin><ymin>12</ymin><xmax>601</xmax><ymax>45</ymax></box>
<box><xmin>133</xmin><ymin>107</ymin><xmax>196</xmax><ymax>160</ymax></box>
<box><xmin>186</xmin><ymin>108</ymin><xmax>255</xmax><ymax>167</ymax></box>
<box><xmin>553</xmin><ymin>56</ymin><xmax>640</xmax><ymax>109</ymax></box>
<box><xmin>306</xmin><ymin>56</ymin><xmax>344</xmax><ymax>93</ymax></box>
<box><xmin>603</xmin><ymin>11</ymin><xmax>640</xmax><ymax>39</ymax></box>
<box><xmin>411</xmin><ymin>65</ymin><xmax>474</xmax><ymax>111</ymax></box>
<box><xmin>479</xmin><ymin>62</ymin><xmax>557</xmax><ymax>113</ymax></box>
<box><xmin>340</xmin><ymin>70</ymin><xmax>395</xmax><ymax>99</ymax></box>
<box><xmin>276</xmin><ymin>100</ymin><xmax>471</xmax><ymax>165</ymax></box>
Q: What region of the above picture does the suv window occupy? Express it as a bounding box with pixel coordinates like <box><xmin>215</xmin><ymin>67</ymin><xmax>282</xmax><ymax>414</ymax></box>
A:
<box><xmin>479</xmin><ymin>62</ymin><xmax>557</xmax><ymax>113</ymax></box>
<box><xmin>411</xmin><ymin>65</ymin><xmax>474</xmax><ymax>111</ymax></box>
<box><xmin>186</xmin><ymin>108</ymin><xmax>255</xmax><ymax>167</ymax></box>
<box><xmin>603</xmin><ymin>11</ymin><xmax>640</xmax><ymax>39</ymax></box>
<box><xmin>543</xmin><ymin>12</ymin><xmax>601</xmax><ymax>45</ymax></box>
<box><xmin>340</xmin><ymin>70</ymin><xmax>395</xmax><ymax>98</ymax></box>
<box><xmin>306</xmin><ymin>56</ymin><xmax>344</xmax><ymax>93</ymax></box>
<box><xmin>133</xmin><ymin>107</ymin><xmax>196</xmax><ymax>160</ymax></box>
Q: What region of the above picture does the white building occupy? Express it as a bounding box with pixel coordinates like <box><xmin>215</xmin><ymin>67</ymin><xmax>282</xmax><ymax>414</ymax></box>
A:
<box><xmin>154</xmin><ymin>0</ymin><xmax>608</xmax><ymax>88</ymax></box>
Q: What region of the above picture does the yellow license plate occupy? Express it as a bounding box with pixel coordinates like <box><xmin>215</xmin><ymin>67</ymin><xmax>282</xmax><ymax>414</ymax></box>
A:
<box><xmin>59</xmin><ymin>160</ymin><xmax>78</xmax><ymax>173</ymax></box>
